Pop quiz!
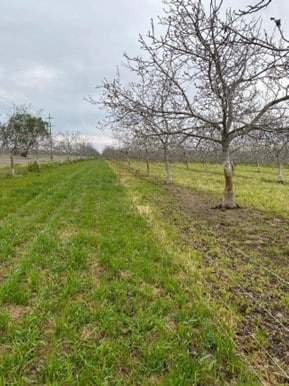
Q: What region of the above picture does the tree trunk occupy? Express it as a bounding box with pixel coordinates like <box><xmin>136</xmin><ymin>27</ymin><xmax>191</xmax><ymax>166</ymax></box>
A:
<box><xmin>257</xmin><ymin>162</ymin><xmax>261</xmax><ymax>173</ymax></box>
<box><xmin>183</xmin><ymin>152</ymin><xmax>189</xmax><ymax>169</ymax></box>
<box><xmin>10</xmin><ymin>153</ymin><xmax>15</xmax><ymax>177</ymax></box>
<box><xmin>204</xmin><ymin>160</ymin><xmax>208</xmax><ymax>172</ymax></box>
<box><xmin>164</xmin><ymin>146</ymin><xmax>172</xmax><ymax>184</ymax></box>
<box><xmin>221</xmin><ymin>145</ymin><xmax>238</xmax><ymax>209</ymax></box>
<box><xmin>277</xmin><ymin>156</ymin><xmax>283</xmax><ymax>183</ymax></box>
<box><xmin>146</xmin><ymin>157</ymin><xmax>150</xmax><ymax>176</ymax></box>
<box><xmin>36</xmin><ymin>142</ymin><xmax>40</xmax><ymax>166</ymax></box>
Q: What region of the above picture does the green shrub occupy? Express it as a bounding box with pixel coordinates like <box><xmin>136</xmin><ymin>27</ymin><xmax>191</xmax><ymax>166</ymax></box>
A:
<box><xmin>27</xmin><ymin>161</ymin><xmax>40</xmax><ymax>173</ymax></box>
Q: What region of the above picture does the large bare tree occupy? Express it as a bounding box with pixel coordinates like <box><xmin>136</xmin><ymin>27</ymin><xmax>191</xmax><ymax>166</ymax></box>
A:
<box><xmin>92</xmin><ymin>0</ymin><xmax>289</xmax><ymax>208</ymax></box>
<box><xmin>131</xmin><ymin>0</ymin><xmax>289</xmax><ymax>207</ymax></box>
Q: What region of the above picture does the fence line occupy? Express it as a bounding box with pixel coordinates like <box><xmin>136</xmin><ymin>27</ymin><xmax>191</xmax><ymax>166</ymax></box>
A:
<box><xmin>0</xmin><ymin>155</ymin><xmax>91</xmax><ymax>168</ymax></box>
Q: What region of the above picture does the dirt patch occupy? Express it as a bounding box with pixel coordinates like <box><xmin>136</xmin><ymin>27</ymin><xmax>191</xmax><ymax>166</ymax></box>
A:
<box><xmin>86</xmin><ymin>258</ymin><xmax>105</xmax><ymax>288</ymax></box>
<box><xmin>4</xmin><ymin>304</ymin><xmax>31</xmax><ymax>321</ymax></box>
<box><xmin>57</xmin><ymin>228</ymin><xmax>79</xmax><ymax>240</ymax></box>
<box><xmin>165</xmin><ymin>184</ymin><xmax>289</xmax><ymax>266</ymax></box>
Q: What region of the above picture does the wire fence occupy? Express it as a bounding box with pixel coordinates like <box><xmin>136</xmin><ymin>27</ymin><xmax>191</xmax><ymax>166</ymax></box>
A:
<box><xmin>0</xmin><ymin>154</ymin><xmax>88</xmax><ymax>168</ymax></box>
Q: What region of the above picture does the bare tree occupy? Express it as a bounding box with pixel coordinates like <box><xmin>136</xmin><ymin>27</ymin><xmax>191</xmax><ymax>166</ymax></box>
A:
<box><xmin>91</xmin><ymin>51</ymin><xmax>187</xmax><ymax>184</ymax></box>
<box><xmin>77</xmin><ymin>141</ymin><xmax>100</xmax><ymax>158</ymax></box>
<box><xmin>259</xmin><ymin>110</ymin><xmax>289</xmax><ymax>182</ymax></box>
<box><xmin>55</xmin><ymin>131</ymin><xmax>82</xmax><ymax>161</ymax></box>
<box><xmin>132</xmin><ymin>0</ymin><xmax>289</xmax><ymax>207</ymax></box>
<box><xmin>92</xmin><ymin>0</ymin><xmax>289</xmax><ymax>208</ymax></box>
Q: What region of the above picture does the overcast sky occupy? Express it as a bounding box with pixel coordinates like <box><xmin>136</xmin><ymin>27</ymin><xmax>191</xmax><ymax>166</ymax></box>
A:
<box><xmin>0</xmin><ymin>0</ymin><xmax>288</xmax><ymax>152</ymax></box>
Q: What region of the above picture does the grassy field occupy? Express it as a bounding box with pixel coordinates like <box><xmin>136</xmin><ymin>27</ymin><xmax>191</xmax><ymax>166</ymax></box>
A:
<box><xmin>115</xmin><ymin>159</ymin><xmax>289</xmax><ymax>384</ymax></box>
<box><xmin>0</xmin><ymin>159</ymin><xmax>253</xmax><ymax>385</ymax></box>
<box><xmin>0</xmin><ymin>158</ymin><xmax>288</xmax><ymax>385</ymax></box>
<box><xmin>124</xmin><ymin>160</ymin><xmax>289</xmax><ymax>217</ymax></box>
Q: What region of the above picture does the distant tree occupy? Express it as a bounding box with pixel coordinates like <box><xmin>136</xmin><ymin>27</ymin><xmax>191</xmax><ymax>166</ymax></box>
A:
<box><xmin>0</xmin><ymin>105</ymin><xmax>48</xmax><ymax>175</ymax></box>
<box><xmin>240</xmin><ymin>132</ymin><xmax>268</xmax><ymax>171</ymax></box>
<box><xmin>260</xmin><ymin>111</ymin><xmax>289</xmax><ymax>182</ymax></box>
<box><xmin>56</xmin><ymin>131</ymin><xmax>81</xmax><ymax>161</ymax></box>
<box><xmin>102</xmin><ymin>146</ymin><xmax>120</xmax><ymax>159</ymax></box>
<box><xmin>54</xmin><ymin>131</ymin><xmax>98</xmax><ymax>160</ymax></box>
<box><xmin>76</xmin><ymin>141</ymin><xmax>100</xmax><ymax>158</ymax></box>
<box><xmin>2</xmin><ymin>111</ymin><xmax>48</xmax><ymax>156</ymax></box>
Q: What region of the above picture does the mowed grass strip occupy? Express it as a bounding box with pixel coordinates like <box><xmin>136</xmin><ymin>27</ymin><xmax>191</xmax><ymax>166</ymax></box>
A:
<box><xmin>0</xmin><ymin>159</ymin><xmax>257</xmax><ymax>385</ymax></box>
<box><xmin>0</xmin><ymin>162</ymin><xmax>87</xmax><ymax>219</ymax></box>
<box><xmin>126</xmin><ymin>160</ymin><xmax>289</xmax><ymax>218</ymax></box>
<box><xmin>0</xmin><ymin>162</ymin><xmax>92</xmax><ymax>285</ymax></box>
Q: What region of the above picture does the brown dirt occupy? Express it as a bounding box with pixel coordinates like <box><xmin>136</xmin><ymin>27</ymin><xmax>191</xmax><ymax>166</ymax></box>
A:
<box><xmin>162</xmin><ymin>184</ymin><xmax>289</xmax><ymax>384</ymax></box>
<box><xmin>164</xmin><ymin>184</ymin><xmax>289</xmax><ymax>270</ymax></box>
<box><xmin>4</xmin><ymin>304</ymin><xmax>31</xmax><ymax>321</ymax></box>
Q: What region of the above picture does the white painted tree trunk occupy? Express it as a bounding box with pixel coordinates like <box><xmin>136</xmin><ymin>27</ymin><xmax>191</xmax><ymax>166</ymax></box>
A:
<box><xmin>222</xmin><ymin>146</ymin><xmax>237</xmax><ymax>208</ymax></box>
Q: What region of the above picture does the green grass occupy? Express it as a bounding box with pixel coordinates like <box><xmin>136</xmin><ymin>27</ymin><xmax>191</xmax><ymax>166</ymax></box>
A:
<box><xmin>112</xmin><ymin>159</ymin><xmax>289</xmax><ymax>384</ymax></box>
<box><xmin>126</xmin><ymin>160</ymin><xmax>289</xmax><ymax>217</ymax></box>
<box><xmin>0</xmin><ymin>159</ymin><xmax>257</xmax><ymax>385</ymax></box>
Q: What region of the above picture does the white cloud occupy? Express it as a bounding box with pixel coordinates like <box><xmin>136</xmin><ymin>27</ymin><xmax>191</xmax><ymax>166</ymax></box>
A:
<box><xmin>89</xmin><ymin>135</ymin><xmax>117</xmax><ymax>152</ymax></box>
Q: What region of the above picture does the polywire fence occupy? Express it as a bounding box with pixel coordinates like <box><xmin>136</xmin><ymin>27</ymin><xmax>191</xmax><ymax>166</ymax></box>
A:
<box><xmin>0</xmin><ymin>155</ymin><xmax>86</xmax><ymax>168</ymax></box>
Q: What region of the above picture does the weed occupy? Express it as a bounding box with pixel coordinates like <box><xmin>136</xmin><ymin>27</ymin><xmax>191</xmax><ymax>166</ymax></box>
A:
<box><xmin>27</xmin><ymin>161</ymin><xmax>40</xmax><ymax>173</ymax></box>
